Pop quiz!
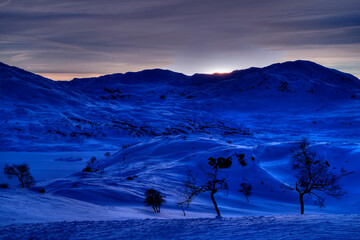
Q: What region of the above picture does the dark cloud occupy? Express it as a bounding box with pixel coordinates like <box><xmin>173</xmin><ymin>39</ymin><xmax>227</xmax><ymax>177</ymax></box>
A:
<box><xmin>0</xmin><ymin>0</ymin><xmax>359</xmax><ymax>79</ymax></box>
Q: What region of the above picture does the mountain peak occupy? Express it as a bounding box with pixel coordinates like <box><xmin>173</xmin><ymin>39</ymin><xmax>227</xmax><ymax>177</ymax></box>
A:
<box><xmin>264</xmin><ymin>60</ymin><xmax>325</xmax><ymax>71</ymax></box>
<box><xmin>70</xmin><ymin>68</ymin><xmax>189</xmax><ymax>88</ymax></box>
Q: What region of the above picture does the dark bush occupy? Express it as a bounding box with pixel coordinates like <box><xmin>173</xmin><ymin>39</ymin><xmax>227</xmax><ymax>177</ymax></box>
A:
<box><xmin>235</xmin><ymin>153</ymin><xmax>247</xmax><ymax>166</ymax></box>
<box><xmin>82</xmin><ymin>166</ymin><xmax>92</xmax><ymax>172</ymax></box>
<box><xmin>82</xmin><ymin>157</ymin><xmax>103</xmax><ymax>173</ymax></box>
<box><xmin>31</xmin><ymin>187</ymin><xmax>45</xmax><ymax>194</ymax></box>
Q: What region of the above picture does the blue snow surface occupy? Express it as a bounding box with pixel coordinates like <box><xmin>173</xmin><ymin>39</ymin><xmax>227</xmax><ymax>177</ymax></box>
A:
<box><xmin>0</xmin><ymin>60</ymin><xmax>360</xmax><ymax>227</ymax></box>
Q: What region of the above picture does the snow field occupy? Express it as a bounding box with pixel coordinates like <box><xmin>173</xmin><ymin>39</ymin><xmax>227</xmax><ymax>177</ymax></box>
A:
<box><xmin>0</xmin><ymin>215</ymin><xmax>359</xmax><ymax>240</ymax></box>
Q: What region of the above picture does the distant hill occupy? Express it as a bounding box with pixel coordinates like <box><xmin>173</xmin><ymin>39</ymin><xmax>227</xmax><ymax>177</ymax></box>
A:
<box><xmin>0</xmin><ymin>60</ymin><xmax>359</xmax><ymax>151</ymax></box>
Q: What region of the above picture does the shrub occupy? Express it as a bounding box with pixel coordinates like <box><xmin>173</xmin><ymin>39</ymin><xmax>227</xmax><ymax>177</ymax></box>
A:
<box><xmin>82</xmin><ymin>157</ymin><xmax>103</xmax><ymax>173</ymax></box>
<box><xmin>31</xmin><ymin>187</ymin><xmax>46</xmax><ymax>194</ymax></box>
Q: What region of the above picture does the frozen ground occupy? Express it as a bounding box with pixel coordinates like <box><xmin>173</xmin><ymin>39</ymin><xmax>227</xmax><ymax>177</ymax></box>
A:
<box><xmin>0</xmin><ymin>215</ymin><xmax>359</xmax><ymax>240</ymax></box>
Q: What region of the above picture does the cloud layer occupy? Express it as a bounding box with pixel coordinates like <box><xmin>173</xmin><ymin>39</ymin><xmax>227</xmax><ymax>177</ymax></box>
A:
<box><xmin>0</xmin><ymin>0</ymin><xmax>359</xmax><ymax>79</ymax></box>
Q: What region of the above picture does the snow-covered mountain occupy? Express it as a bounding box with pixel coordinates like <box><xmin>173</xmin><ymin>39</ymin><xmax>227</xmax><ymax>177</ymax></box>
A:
<box><xmin>0</xmin><ymin>60</ymin><xmax>359</xmax><ymax>224</ymax></box>
<box><xmin>1</xmin><ymin>60</ymin><xmax>359</xmax><ymax>150</ymax></box>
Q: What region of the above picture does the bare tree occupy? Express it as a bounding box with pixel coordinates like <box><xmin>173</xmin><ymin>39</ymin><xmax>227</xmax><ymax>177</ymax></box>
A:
<box><xmin>177</xmin><ymin>171</ymin><xmax>200</xmax><ymax>217</ymax></box>
<box><xmin>144</xmin><ymin>188</ymin><xmax>166</xmax><ymax>213</ymax></box>
<box><xmin>183</xmin><ymin>156</ymin><xmax>232</xmax><ymax>217</ymax></box>
<box><xmin>177</xmin><ymin>184</ymin><xmax>194</xmax><ymax>216</ymax></box>
<box><xmin>4</xmin><ymin>163</ymin><xmax>36</xmax><ymax>188</ymax></box>
<box><xmin>285</xmin><ymin>137</ymin><xmax>351</xmax><ymax>214</ymax></box>
<box><xmin>239</xmin><ymin>182</ymin><xmax>253</xmax><ymax>202</ymax></box>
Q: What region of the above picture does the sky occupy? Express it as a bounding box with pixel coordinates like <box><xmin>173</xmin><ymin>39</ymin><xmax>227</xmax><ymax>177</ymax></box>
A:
<box><xmin>0</xmin><ymin>0</ymin><xmax>359</xmax><ymax>80</ymax></box>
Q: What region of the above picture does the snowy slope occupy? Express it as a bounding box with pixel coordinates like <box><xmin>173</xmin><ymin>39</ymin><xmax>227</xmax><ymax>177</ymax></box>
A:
<box><xmin>0</xmin><ymin>60</ymin><xmax>360</xmax><ymax>225</ymax></box>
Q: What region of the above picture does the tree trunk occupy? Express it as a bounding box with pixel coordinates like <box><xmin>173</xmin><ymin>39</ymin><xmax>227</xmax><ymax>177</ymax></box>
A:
<box><xmin>210</xmin><ymin>192</ymin><xmax>221</xmax><ymax>217</ymax></box>
<box><xmin>299</xmin><ymin>193</ymin><xmax>304</xmax><ymax>215</ymax></box>
<box><xmin>18</xmin><ymin>176</ymin><xmax>24</xmax><ymax>188</ymax></box>
<box><xmin>181</xmin><ymin>205</ymin><xmax>186</xmax><ymax>216</ymax></box>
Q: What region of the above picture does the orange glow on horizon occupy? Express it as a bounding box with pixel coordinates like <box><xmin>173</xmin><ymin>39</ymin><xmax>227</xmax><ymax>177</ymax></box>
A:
<box><xmin>37</xmin><ymin>73</ymin><xmax>104</xmax><ymax>81</ymax></box>
<box><xmin>211</xmin><ymin>71</ymin><xmax>231</xmax><ymax>75</ymax></box>
<box><xmin>203</xmin><ymin>67</ymin><xmax>234</xmax><ymax>75</ymax></box>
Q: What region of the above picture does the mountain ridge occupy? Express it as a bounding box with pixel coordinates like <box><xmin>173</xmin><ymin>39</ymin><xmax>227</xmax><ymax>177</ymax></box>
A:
<box><xmin>1</xmin><ymin>60</ymin><xmax>359</xmax><ymax>100</ymax></box>
<box><xmin>1</xmin><ymin>60</ymin><xmax>359</xmax><ymax>84</ymax></box>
